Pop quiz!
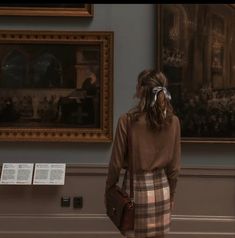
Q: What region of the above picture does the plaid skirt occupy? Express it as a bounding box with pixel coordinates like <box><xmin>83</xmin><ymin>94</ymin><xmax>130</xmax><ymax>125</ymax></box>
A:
<box><xmin>122</xmin><ymin>169</ymin><xmax>171</xmax><ymax>238</ymax></box>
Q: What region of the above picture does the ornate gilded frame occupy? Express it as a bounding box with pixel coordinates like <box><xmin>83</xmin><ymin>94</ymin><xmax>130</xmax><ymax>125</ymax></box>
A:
<box><xmin>0</xmin><ymin>30</ymin><xmax>113</xmax><ymax>142</ymax></box>
<box><xmin>0</xmin><ymin>4</ymin><xmax>93</xmax><ymax>17</ymax></box>
<box><xmin>157</xmin><ymin>4</ymin><xmax>235</xmax><ymax>143</ymax></box>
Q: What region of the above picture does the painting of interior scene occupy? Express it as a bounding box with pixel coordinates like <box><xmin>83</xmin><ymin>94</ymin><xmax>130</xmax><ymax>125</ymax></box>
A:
<box><xmin>0</xmin><ymin>44</ymin><xmax>101</xmax><ymax>128</ymax></box>
<box><xmin>161</xmin><ymin>4</ymin><xmax>235</xmax><ymax>139</ymax></box>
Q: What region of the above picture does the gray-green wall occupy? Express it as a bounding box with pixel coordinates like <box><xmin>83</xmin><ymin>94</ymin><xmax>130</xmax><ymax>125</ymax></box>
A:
<box><xmin>0</xmin><ymin>4</ymin><xmax>234</xmax><ymax>167</ymax></box>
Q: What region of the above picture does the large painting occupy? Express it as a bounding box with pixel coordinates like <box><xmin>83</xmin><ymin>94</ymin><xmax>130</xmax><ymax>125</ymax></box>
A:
<box><xmin>0</xmin><ymin>30</ymin><xmax>113</xmax><ymax>142</ymax></box>
<box><xmin>157</xmin><ymin>4</ymin><xmax>235</xmax><ymax>143</ymax></box>
<box><xmin>0</xmin><ymin>4</ymin><xmax>93</xmax><ymax>17</ymax></box>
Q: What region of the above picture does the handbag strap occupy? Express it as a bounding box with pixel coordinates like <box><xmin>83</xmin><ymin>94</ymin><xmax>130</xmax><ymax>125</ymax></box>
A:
<box><xmin>127</xmin><ymin>113</ymin><xmax>134</xmax><ymax>201</ymax></box>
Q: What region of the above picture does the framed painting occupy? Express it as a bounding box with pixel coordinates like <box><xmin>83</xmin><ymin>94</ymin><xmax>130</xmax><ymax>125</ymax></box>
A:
<box><xmin>0</xmin><ymin>4</ymin><xmax>93</xmax><ymax>17</ymax></box>
<box><xmin>157</xmin><ymin>4</ymin><xmax>235</xmax><ymax>143</ymax></box>
<box><xmin>0</xmin><ymin>30</ymin><xmax>113</xmax><ymax>142</ymax></box>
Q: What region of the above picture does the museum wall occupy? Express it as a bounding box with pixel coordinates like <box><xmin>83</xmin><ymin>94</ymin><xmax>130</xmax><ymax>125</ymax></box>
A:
<box><xmin>0</xmin><ymin>4</ymin><xmax>233</xmax><ymax>167</ymax></box>
<box><xmin>0</xmin><ymin>4</ymin><xmax>234</xmax><ymax>238</ymax></box>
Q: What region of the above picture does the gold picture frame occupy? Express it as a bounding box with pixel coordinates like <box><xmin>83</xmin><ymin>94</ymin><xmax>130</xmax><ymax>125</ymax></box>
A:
<box><xmin>0</xmin><ymin>30</ymin><xmax>113</xmax><ymax>142</ymax></box>
<box><xmin>0</xmin><ymin>4</ymin><xmax>93</xmax><ymax>17</ymax></box>
<box><xmin>157</xmin><ymin>4</ymin><xmax>235</xmax><ymax>143</ymax></box>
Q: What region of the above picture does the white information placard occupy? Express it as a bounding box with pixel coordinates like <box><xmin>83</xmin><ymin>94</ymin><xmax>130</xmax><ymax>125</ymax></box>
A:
<box><xmin>0</xmin><ymin>163</ymin><xmax>34</xmax><ymax>185</ymax></box>
<box><xmin>33</xmin><ymin>163</ymin><xmax>66</xmax><ymax>185</ymax></box>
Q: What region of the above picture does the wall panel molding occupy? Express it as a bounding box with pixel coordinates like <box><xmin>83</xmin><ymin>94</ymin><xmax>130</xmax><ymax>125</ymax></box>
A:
<box><xmin>0</xmin><ymin>214</ymin><xmax>234</xmax><ymax>238</ymax></box>
<box><xmin>1</xmin><ymin>163</ymin><xmax>235</xmax><ymax>176</ymax></box>
<box><xmin>65</xmin><ymin>164</ymin><xmax>235</xmax><ymax>176</ymax></box>
<box><xmin>0</xmin><ymin>164</ymin><xmax>234</xmax><ymax>238</ymax></box>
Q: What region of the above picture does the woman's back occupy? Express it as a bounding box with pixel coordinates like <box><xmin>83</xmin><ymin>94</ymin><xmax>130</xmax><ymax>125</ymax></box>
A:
<box><xmin>127</xmin><ymin>112</ymin><xmax>180</xmax><ymax>172</ymax></box>
<box><xmin>105</xmin><ymin>69</ymin><xmax>181</xmax><ymax>238</ymax></box>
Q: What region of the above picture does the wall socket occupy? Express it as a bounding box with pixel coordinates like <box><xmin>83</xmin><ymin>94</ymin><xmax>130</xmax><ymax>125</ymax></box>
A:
<box><xmin>73</xmin><ymin>196</ymin><xmax>83</xmax><ymax>209</ymax></box>
<box><xmin>61</xmin><ymin>197</ymin><xmax>70</xmax><ymax>207</ymax></box>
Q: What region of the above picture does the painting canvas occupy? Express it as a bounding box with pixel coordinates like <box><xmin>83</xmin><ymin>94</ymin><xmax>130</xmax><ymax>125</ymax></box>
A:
<box><xmin>0</xmin><ymin>30</ymin><xmax>113</xmax><ymax>142</ymax></box>
<box><xmin>158</xmin><ymin>4</ymin><xmax>235</xmax><ymax>143</ymax></box>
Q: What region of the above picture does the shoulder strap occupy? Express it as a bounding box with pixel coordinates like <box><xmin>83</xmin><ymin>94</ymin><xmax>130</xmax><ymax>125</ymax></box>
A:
<box><xmin>127</xmin><ymin>114</ymin><xmax>134</xmax><ymax>200</ymax></box>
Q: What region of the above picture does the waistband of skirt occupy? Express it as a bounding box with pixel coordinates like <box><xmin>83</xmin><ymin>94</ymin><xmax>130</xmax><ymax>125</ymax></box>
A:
<box><xmin>126</xmin><ymin>168</ymin><xmax>165</xmax><ymax>176</ymax></box>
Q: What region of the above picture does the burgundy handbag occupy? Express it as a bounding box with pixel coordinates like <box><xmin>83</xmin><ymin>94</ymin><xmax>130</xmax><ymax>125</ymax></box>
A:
<box><xmin>106</xmin><ymin>115</ymin><xmax>134</xmax><ymax>235</ymax></box>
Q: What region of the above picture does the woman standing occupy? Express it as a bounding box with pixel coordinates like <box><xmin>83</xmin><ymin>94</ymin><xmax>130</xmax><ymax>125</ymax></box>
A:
<box><xmin>105</xmin><ymin>69</ymin><xmax>181</xmax><ymax>238</ymax></box>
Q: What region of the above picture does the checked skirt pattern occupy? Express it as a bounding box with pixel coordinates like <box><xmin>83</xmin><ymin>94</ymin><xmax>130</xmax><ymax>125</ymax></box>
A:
<box><xmin>122</xmin><ymin>169</ymin><xmax>171</xmax><ymax>238</ymax></box>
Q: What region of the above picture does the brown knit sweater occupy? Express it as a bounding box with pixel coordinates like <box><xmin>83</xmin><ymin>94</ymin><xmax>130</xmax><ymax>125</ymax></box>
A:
<box><xmin>106</xmin><ymin>112</ymin><xmax>181</xmax><ymax>201</ymax></box>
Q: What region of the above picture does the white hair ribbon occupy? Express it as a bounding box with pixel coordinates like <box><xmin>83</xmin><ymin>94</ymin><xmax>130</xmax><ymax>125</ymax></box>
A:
<box><xmin>150</xmin><ymin>86</ymin><xmax>171</xmax><ymax>107</ymax></box>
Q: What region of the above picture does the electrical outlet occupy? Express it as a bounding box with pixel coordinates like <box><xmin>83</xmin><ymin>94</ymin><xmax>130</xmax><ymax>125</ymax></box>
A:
<box><xmin>73</xmin><ymin>196</ymin><xmax>83</xmax><ymax>208</ymax></box>
<box><xmin>61</xmin><ymin>197</ymin><xmax>70</xmax><ymax>207</ymax></box>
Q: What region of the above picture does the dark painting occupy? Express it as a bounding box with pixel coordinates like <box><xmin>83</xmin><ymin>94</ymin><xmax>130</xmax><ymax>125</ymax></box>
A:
<box><xmin>158</xmin><ymin>4</ymin><xmax>235</xmax><ymax>142</ymax></box>
<box><xmin>0</xmin><ymin>4</ymin><xmax>93</xmax><ymax>17</ymax></box>
<box><xmin>0</xmin><ymin>31</ymin><xmax>113</xmax><ymax>142</ymax></box>
<box><xmin>0</xmin><ymin>44</ymin><xmax>100</xmax><ymax>128</ymax></box>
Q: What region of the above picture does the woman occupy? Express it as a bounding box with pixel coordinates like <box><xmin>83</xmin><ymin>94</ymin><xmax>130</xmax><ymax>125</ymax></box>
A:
<box><xmin>105</xmin><ymin>69</ymin><xmax>181</xmax><ymax>238</ymax></box>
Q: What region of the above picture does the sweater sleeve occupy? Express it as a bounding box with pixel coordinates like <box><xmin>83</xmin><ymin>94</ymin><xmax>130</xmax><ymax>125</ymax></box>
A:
<box><xmin>165</xmin><ymin>116</ymin><xmax>181</xmax><ymax>202</ymax></box>
<box><xmin>105</xmin><ymin>114</ymin><xmax>128</xmax><ymax>192</ymax></box>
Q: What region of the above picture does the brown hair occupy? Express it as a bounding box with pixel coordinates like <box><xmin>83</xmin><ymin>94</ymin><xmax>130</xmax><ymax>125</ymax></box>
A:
<box><xmin>131</xmin><ymin>69</ymin><xmax>174</xmax><ymax>130</ymax></box>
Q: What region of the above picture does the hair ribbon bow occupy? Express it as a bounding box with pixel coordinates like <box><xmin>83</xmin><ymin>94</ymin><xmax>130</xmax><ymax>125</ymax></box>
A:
<box><xmin>150</xmin><ymin>86</ymin><xmax>171</xmax><ymax>107</ymax></box>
